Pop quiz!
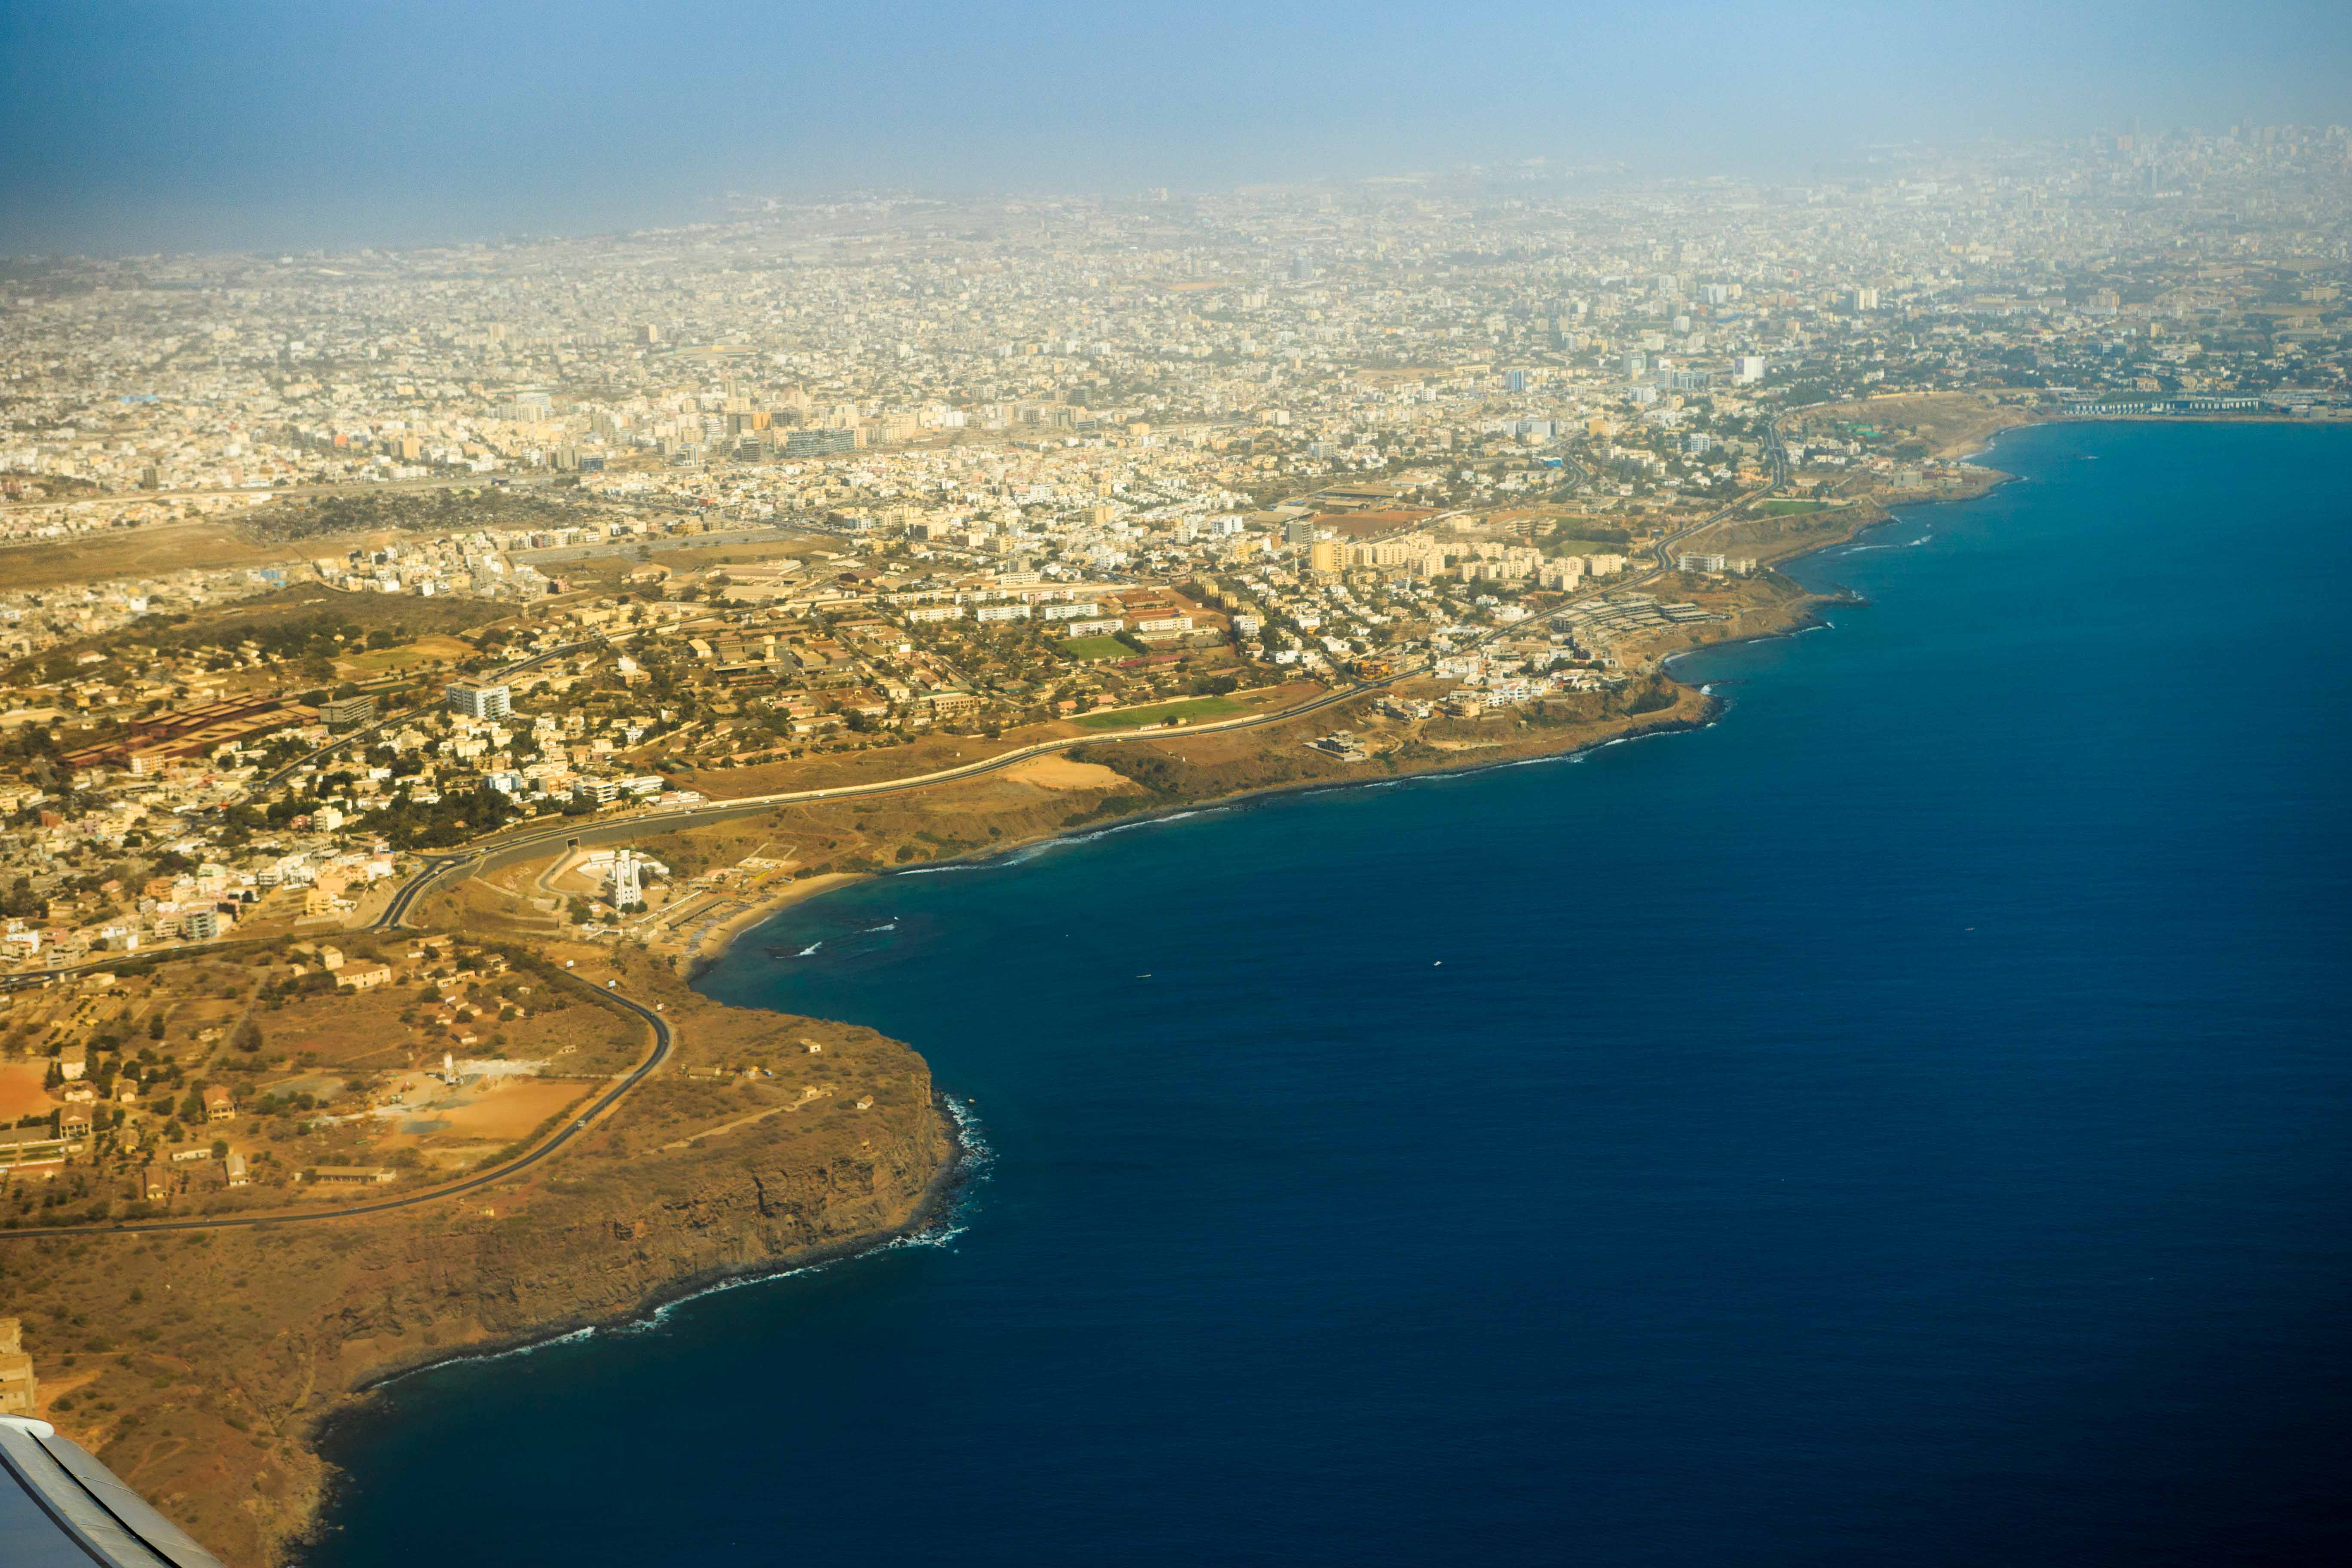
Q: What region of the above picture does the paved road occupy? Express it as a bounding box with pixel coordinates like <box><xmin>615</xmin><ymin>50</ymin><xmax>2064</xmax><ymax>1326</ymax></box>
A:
<box><xmin>0</xmin><ymin>974</ymin><xmax>673</xmax><ymax>1241</ymax></box>
<box><xmin>12</xmin><ymin>446</ymin><xmax>1797</xmax><ymax>986</ymax></box>
<box><xmin>0</xmin><ymin>436</ymin><xmax>1796</xmax><ymax>1233</ymax></box>
<box><xmin>371</xmin><ymin>675</ymin><xmax>1389</xmax><ymax>925</ymax></box>
<box><xmin>1464</xmin><ymin>465</ymin><xmax>1783</xmax><ymax>651</ymax></box>
<box><xmin>373</xmin><ymin>474</ymin><xmax>1777</xmax><ymax>926</ymax></box>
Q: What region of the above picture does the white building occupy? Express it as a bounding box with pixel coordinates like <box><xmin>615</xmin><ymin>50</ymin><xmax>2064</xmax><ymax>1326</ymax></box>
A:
<box><xmin>446</xmin><ymin>680</ymin><xmax>512</xmax><ymax>720</ymax></box>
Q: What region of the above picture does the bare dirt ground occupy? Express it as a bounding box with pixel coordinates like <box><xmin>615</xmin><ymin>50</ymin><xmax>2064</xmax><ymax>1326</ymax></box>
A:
<box><xmin>0</xmin><ymin>1060</ymin><xmax>53</xmax><ymax>1118</ymax></box>
<box><xmin>421</xmin><ymin>1077</ymin><xmax>592</xmax><ymax>1140</ymax></box>
<box><xmin>1797</xmin><ymin>391</ymin><xmax>2037</xmax><ymax>459</ymax></box>
<box><xmin>999</xmin><ymin>755</ymin><xmax>1139</xmax><ymax>791</ymax></box>
<box><xmin>333</xmin><ymin>633</ymin><xmax>476</xmax><ymax>677</ymax></box>
<box><xmin>0</xmin><ymin>518</ymin><xmax>388</xmax><ymax>592</ymax></box>
<box><xmin>673</xmin><ymin>680</ymin><xmax>1331</xmax><ymax>799</ymax></box>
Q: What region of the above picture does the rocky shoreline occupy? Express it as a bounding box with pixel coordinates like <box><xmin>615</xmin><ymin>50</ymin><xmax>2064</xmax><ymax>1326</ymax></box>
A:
<box><xmin>10</xmin><ymin>463</ymin><xmax>2016</xmax><ymax>1568</ymax></box>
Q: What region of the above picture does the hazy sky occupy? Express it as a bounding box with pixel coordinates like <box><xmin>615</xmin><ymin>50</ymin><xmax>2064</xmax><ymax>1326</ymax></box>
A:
<box><xmin>4</xmin><ymin>0</ymin><xmax>2348</xmax><ymax>255</ymax></box>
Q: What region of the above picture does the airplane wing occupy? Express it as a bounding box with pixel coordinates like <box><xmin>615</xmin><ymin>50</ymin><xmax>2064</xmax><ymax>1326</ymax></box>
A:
<box><xmin>0</xmin><ymin>1415</ymin><xmax>227</xmax><ymax>1568</ymax></box>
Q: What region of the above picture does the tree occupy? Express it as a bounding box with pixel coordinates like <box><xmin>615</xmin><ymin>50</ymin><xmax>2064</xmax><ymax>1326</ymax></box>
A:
<box><xmin>231</xmin><ymin>1019</ymin><xmax>263</xmax><ymax>1054</ymax></box>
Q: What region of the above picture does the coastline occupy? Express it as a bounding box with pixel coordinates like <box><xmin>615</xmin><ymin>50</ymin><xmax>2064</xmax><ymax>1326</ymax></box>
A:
<box><xmin>29</xmin><ymin>443</ymin><xmax>2023</xmax><ymax>1568</ymax></box>
<box><xmin>673</xmin><ymin>478</ymin><xmax>1989</xmax><ymax>975</ymax></box>
<box><xmin>295</xmin><ymin>1086</ymin><xmax>981</xmax><ymax>1561</ymax></box>
<box><xmin>681</xmin><ymin>703</ymin><xmax>1727</xmax><ymax>977</ymax></box>
<box><xmin>677</xmin><ymin>870</ymin><xmax>870</xmax><ymax>977</ymax></box>
<box><xmin>7</xmin><ymin>925</ymin><xmax>962</xmax><ymax>1568</ymax></box>
<box><xmin>229</xmin><ymin>381</ymin><xmax>2352</xmax><ymax>1568</ymax></box>
<box><xmin>338</xmin><ymin>1086</ymin><xmax>980</xmax><ymax>1400</ymax></box>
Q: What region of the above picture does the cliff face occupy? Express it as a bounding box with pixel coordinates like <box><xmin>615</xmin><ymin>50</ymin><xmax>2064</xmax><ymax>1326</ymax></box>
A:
<box><xmin>311</xmin><ymin>1067</ymin><xmax>950</xmax><ymax>1374</ymax></box>
<box><xmin>8</xmin><ymin>984</ymin><xmax>952</xmax><ymax>1568</ymax></box>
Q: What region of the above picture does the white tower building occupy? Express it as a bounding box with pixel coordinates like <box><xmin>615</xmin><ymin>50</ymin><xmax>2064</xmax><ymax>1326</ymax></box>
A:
<box><xmin>609</xmin><ymin>849</ymin><xmax>644</xmax><ymax>910</ymax></box>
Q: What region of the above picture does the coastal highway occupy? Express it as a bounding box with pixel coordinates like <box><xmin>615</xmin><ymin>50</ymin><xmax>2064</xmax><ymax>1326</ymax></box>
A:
<box><xmin>0</xmin><ymin>967</ymin><xmax>675</xmax><ymax>1242</ymax></box>
<box><xmin>358</xmin><ymin>473</ymin><xmax>1801</xmax><ymax>899</ymax></box>
<box><xmin>366</xmin><ymin>468</ymin><xmax>1772</xmax><ymax>931</ymax></box>
<box><xmin>0</xmin><ymin>671</ymin><xmax>1393</xmax><ymax>1233</ymax></box>
<box><xmin>0</xmin><ymin>440</ymin><xmax>1793</xmax><ymax>1233</ymax></box>
<box><xmin>12</xmin><ymin>453</ymin><xmax>1789</xmax><ymax>982</ymax></box>
<box><xmin>365</xmin><ymin>673</ymin><xmax>1395</xmax><ymax>929</ymax></box>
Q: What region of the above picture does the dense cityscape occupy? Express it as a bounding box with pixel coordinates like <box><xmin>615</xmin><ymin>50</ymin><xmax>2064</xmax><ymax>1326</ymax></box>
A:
<box><xmin>1</xmin><ymin>119</ymin><xmax>2346</xmax><ymax>1097</ymax></box>
<box><xmin>1</xmin><ymin>120</ymin><xmax>2349</xmax><ymax>1565</ymax></box>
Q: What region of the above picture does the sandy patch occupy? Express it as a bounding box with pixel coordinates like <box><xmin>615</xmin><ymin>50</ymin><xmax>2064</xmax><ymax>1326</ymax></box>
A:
<box><xmin>665</xmin><ymin>871</ymin><xmax>870</xmax><ymax>970</ymax></box>
<box><xmin>1001</xmin><ymin>755</ymin><xmax>1139</xmax><ymax>792</ymax></box>
<box><xmin>429</xmin><ymin>1078</ymin><xmax>591</xmax><ymax>1140</ymax></box>
<box><xmin>0</xmin><ymin>1061</ymin><xmax>55</xmax><ymax>1119</ymax></box>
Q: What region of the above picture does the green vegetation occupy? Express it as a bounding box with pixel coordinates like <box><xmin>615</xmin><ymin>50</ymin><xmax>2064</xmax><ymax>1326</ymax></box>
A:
<box><xmin>1760</xmin><ymin>498</ymin><xmax>1840</xmax><ymax>515</ymax></box>
<box><xmin>5</xmin><ymin>584</ymin><xmax>503</xmax><ymax>684</ymax></box>
<box><xmin>1542</xmin><ymin>521</ymin><xmax>1634</xmax><ymax>549</ymax></box>
<box><xmin>1071</xmin><ymin>695</ymin><xmax>1252</xmax><ymax>730</ymax></box>
<box><xmin>245</xmin><ymin>484</ymin><xmax>604</xmax><ymax>545</ymax></box>
<box><xmin>1056</xmin><ymin>635</ymin><xmax>1133</xmax><ymax>662</ymax></box>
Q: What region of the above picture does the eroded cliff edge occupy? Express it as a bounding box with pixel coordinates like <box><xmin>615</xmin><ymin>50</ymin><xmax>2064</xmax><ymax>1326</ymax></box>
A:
<box><xmin>5</xmin><ymin>955</ymin><xmax>953</xmax><ymax>1567</ymax></box>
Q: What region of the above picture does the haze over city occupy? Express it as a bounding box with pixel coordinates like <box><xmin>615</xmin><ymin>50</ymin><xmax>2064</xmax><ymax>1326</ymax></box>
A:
<box><xmin>7</xmin><ymin>0</ymin><xmax>2352</xmax><ymax>253</ymax></box>
<box><xmin>0</xmin><ymin>6</ymin><xmax>2349</xmax><ymax>1568</ymax></box>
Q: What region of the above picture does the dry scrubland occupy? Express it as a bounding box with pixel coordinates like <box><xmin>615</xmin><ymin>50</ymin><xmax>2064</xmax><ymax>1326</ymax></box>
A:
<box><xmin>1795</xmin><ymin>391</ymin><xmax>2040</xmax><ymax>460</ymax></box>
<box><xmin>669</xmin><ymin>679</ymin><xmax>1325</xmax><ymax>801</ymax></box>
<box><xmin>0</xmin><ymin>515</ymin><xmax>389</xmax><ymax>595</ymax></box>
<box><xmin>0</xmin><ymin>513</ymin><xmax>1879</xmax><ymax>1567</ymax></box>
<box><xmin>428</xmin><ymin>664</ymin><xmax>1728</xmax><ymax>976</ymax></box>
<box><xmin>3</xmin><ymin>950</ymin><xmax>950</xmax><ymax>1567</ymax></box>
<box><xmin>1672</xmin><ymin>437</ymin><xmax>2014</xmax><ymax>572</ymax></box>
<box><xmin>3</xmin><ymin>580</ymin><xmax>506</xmax><ymax>685</ymax></box>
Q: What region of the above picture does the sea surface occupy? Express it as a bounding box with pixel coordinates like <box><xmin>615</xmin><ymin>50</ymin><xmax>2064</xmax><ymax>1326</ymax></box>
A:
<box><xmin>312</xmin><ymin>422</ymin><xmax>2352</xmax><ymax>1567</ymax></box>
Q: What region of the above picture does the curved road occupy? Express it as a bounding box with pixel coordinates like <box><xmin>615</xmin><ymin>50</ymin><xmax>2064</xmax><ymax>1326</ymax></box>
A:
<box><xmin>0</xmin><ymin>974</ymin><xmax>673</xmax><ymax>1241</ymax></box>
<box><xmin>374</xmin><ymin>466</ymin><xmax>1778</xmax><ymax>926</ymax></box>
<box><xmin>2</xmin><ymin>435</ymin><xmax>1795</xmax><ymax>1235</ymax></box>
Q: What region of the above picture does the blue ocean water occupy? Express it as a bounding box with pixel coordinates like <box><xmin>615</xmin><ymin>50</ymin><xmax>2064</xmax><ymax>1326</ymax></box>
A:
<box><xmin>311</xmin><ymin>422</ymin><xmax>2352</xmax><ymax>1567</ymax></box>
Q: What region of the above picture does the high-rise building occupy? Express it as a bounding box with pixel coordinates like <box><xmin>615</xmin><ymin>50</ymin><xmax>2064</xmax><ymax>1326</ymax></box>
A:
<box><xmin>609</xmin><ymin>850</ymin><xmax>644</xmax><ymax>909</ymax></box>
<box><xmin>318</xmin><ymin>695</ymin><xmax>377</xmax><ymax>729</ymax></box>
<box><xmin>446</xmin><ymin>680</ymin><xmax>511</xmax><ymax>720</ymax></box>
